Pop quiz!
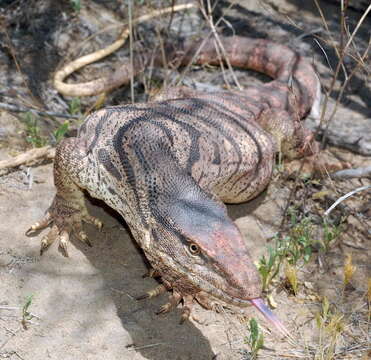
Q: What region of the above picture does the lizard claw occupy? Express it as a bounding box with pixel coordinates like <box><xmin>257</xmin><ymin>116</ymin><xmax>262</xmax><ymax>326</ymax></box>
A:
<box><xmin>58</xmin><ymin>230</ymin><xmax>70</xmax><ymax>257</ymax></box>
<box><xmin>179</xmin><ymin>295</ymin><xmax>194</xmax><ymax>324</ymax></box>
<box><xmin>40</xmin><ymin>224</ymin><xmax>59</xmax><ymax>255</ymax></box>
<box><xmin>156</xmin><ymin>291</ymin><xmax>182</xmax><ymax>316</ymax></box>
<box><xmin>26</xmin><ymin>212</ymin><xmax>52</xmax><ymax>236</ymax></box>
<box><xmin>82</xmin><ymin>214</ymin><xmax>103</xmax><ymax>230</ymax></box>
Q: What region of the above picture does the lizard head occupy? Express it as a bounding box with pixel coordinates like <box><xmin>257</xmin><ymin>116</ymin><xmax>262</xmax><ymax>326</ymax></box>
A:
<box><xmin>150</xmin><ymin>176</ymin><xmax>262</xmax><ymax>304</ymax></box>
<box><xmin>144</xmin><ymin>174</ymin><xmax>289</xmax><ymax>336</ymax></box>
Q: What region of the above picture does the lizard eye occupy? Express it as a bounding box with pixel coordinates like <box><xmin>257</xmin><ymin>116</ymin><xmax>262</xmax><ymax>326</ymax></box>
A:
<box><xmin>189</xmin><ymin>243</ymin><xmax>200</xmax><ymax>255</ymax></box>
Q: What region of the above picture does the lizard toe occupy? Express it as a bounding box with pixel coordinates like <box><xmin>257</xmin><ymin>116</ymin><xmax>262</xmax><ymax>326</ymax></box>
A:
<box><xmin>58</xmin><ymin>230</ymin><xmax>70</xmax><ymax>257</ymax></box>
<box><xmin>82</xmin><ymin>214</ymin><xmax>103</xmax><ymax>230</ymax></box>
<box><xmin>136</xmin><ymin>284</ymin><xmax>167</xmax><ymax>300</ymax></box>
<box><xmin>156</xmin><ymin>291</ymin><xmax>182</xmax><ymax>315</ymax></box>
<box><xmin>40</xmin><ymin>224</ymin><xmax>59</xmax><ymax>256</ymax></box>
<box><xmin>195</xmin><ymin>291</ymin><xmax>221</xmax><ymax>312</ymax></box>
<box><xmin>26</xmin><ymin>212</ymin><xmax>52</xmax><ymax>236</ymax></box>
<box><xmin>73</xmin><ymin>222</ymin><xmax>92</xmax><ymax>247</ymax></box>
<box><xmin>179</xmin><ymin>295</ymin><xmax>194</xmax><ymax>324</ymax></box>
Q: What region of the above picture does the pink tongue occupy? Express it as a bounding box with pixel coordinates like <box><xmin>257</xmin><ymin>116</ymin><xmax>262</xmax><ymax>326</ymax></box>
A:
<box><xmin>249</xmin><ymin>298</ymin><xmax>291</xmax><ymax>338</ymax></box>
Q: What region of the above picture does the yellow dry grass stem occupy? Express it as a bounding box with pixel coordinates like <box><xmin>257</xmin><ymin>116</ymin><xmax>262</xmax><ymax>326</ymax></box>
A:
<box><xmin>343</xmin><ymin>253</ymin><xmax>356</xmax><ymax>287</ymax></box>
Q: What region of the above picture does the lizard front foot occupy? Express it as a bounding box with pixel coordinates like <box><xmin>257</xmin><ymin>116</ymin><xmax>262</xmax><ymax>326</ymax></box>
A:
<box><xmin>136</xmin><ymin>282</ymin><xmax>219</xmax><ymax>323</ymax></box>
<box><xmin>26</xmin><ymin>195</ymin><xmax>103</xmax><ymax>257</ymax></box>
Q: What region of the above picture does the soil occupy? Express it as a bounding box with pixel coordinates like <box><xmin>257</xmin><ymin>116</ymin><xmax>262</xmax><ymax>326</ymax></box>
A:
<box><xmin>0</xmin><ymin>1</ymin><xmax>370</xmax><ymax>359</ymax></box>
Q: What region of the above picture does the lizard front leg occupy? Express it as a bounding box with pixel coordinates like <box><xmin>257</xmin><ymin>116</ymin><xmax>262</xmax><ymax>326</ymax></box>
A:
<box><xmin>258</xmin><ymin>108</ymin><xmax>319</xmax><ymax>160</ymax></box>
<box><xmin>26</xmin><ymin>137</ymin><xmax>102</xmax><ymax>256</ymax></box>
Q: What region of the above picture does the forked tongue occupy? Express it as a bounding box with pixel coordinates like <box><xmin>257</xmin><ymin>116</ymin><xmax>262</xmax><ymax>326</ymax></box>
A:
<box><xmin>250</xmin><ymin>298</ymin><xmax>291</xmax><ymax>338</ymax></box>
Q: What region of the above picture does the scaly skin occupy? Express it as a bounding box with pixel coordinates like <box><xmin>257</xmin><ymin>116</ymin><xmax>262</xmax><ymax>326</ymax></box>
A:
<box><xmin>27</xmin><ymin>35</ymin><xmax>320</xmax><ymax>329</ymax></box>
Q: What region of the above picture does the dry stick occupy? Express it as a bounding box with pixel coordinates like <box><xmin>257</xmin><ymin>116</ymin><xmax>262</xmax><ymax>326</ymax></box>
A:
<box><xmin>128</xmin><ymin>0</ymin><xmax>135</xmax><ymax>104</ymax></box>
<box><xmin>321</xmin><ymin>5</ymin><xmax>371</xmax><ymax>146</ymax></box>
<box><xmin>314</xmin><ymin>3</ymin><xmax>371</xmax><ymax>147</ymax></box>
<box><xmin>324</xmin><ymin>185</ymin><xmax>371</xmax><ymax>217</ymax></box>
<box><xmin>283</xmin><ymin>4</ymin><xmax>370</xmax><ymax>220</ymax></box>
<box><xmin>174</xmin><ymin>1</ymin><xmax>237</xmax><ymax>87</ymax></box>
<box><xmin>201</xmin><ymin>0</ymin><xmax>243</xmax><ymax>90</ymax></box>
<box><xmin>53</xmin><ymin>3</ymin><xmax>196</xmax><ymax>97</ymax></box>
<box><xmin>312</xmin><ymin>0</ymin><xmax>348</xmax><ymax>78</ymax></box>
<box><xmin>331</xmin><ymin>166</ymin><xmax>371</xmax><ymax>180</ymax></box>
<box><xmin>323</xmin><ymin>40</ymin><xmax>370</xmax><ymax>139</ymax></box>
<box><xmin>0</xmin><ymin>102</ymin><xmax>78</xmax><ymax>119</ymax></box>
<box><xmin>0</xmin><ymin>146</ymin><xmax>55</xmax><ymax>172</ymax></box>
<box><xmin>331</xmin><ymin>166</ymin><xmax>371</xmax><ymax>179</ymax></box>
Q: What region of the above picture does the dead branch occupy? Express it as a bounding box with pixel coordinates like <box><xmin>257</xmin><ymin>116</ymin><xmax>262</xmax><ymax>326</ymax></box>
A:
<box><xmin>0</xmin><ymin>102</ymin><xmax>78</xmax><ymax>119</ymax></box>
<box><xmin>331</xmin><ymin>166</ymin><xmax>371</xmax><ymax>179</ymax></box>
<box><xmin>0</xmin><ymin>146</ymin><xmax>55</xmax><ymax>174</ymax></box>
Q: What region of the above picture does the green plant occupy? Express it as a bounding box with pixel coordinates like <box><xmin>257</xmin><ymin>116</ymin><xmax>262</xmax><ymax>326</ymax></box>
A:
<box><xmin>257</xmin><ymin>244</ymin><xmax>281</xmax><ymax>292</ymax></box>
<box><xmin>53</xmin><ymin>121</ymin><xmax>70</xmax><ymax>144</ymax></box>
<box><xmin>70</xmin><ymin>0</ymin><xmax>81</xmax><ymax>12</ymax></box>
<box><xmin>23</xmin><ymin>112</ymin><xmax>47</xmax><ymax>148</ymax></box>
<box><xmin>322</xmin><ymin>220</ymin><xmax>342</xmax><ymax>251</ymax></box>
<box><xmin>68</xmin><ymin>97</ymin><xmax>81</xmax><ymax>115</ymax></box>
<box><xmin>257</xmin><ymin>207</ymin><xmax>322</xmax><ymax>294</ymax></box>
<box><xmin>286</xmin><ymin>216</ymin><xmax>313</xmax><ymax>265</ymax></box>
<box><xmin>21</xmin><ymin>294</ymin><xmax>34</xmax><ymax>329</ymax></box>
<box><xmin>245</xmin><ymin>318</ymin><xmax>264</xmax><ymax>359</ymax></box>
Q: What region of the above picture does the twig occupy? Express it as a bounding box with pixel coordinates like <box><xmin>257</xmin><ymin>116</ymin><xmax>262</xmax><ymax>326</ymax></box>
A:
<box><xmin>200</xmin><ymin>0</ymin><xmax>243</xmax><ymax>90</ymax></box>
<box><xmin>0</xmin><ymin>146</ymin><xmax>55</xmax><ymax>172</ymax></box>
<box><xmin>126</xmin><ymin>342</ymin><xmax>166</xmax><ymax>351</ymax></box>
<box><xmin>315</xmin><ymin>3</ymin><xmax>371</xmax><ymax>147</ymax></box>
<box><xmin>0</xmin><ymin>306</ymin><xmax>19</xmax><ymax>310</ymax></box>
<box><xmin>321</xmin><ymin>38</ymin><xmax>370</xmax><ymax>147</ymax></box>
<box><xmin>175</xmin><ymin>1</ymin><xmax>237</xmax><ymax>86</ymax></box>
<box><xmin>128</xmin><ymin>0</ymin><xmax>135</xmax><ymax>104</ymax></box>
<box><xmin>324</xmin><ymin>185</ymin><xmax>371</xmax><ymax>216</ymax></box>
<box><xmin>331</xmin><ymin>166</ymin><xmax>371</xmax><ymax>179</ymax></box>
<box><xmin>0</xmin><ymin>102</ymin><xmax>79</xmax><ymax>119</ymax></box>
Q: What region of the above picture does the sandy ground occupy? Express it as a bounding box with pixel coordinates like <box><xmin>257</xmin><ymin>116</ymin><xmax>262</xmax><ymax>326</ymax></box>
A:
<box><xmin>0</xmin><ymin>159</ymin><xmax>369</xmax><ymax>359</ymax></box>
<box><xmin>0</xmin><ymin>164</ymin><xmax>289</xmax><ymax>360</ymax></box>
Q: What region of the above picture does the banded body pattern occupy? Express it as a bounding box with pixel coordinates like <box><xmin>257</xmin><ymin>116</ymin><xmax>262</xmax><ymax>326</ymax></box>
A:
<box><xmin>77</xmin><ymin>96</ymin><xmax>274</xmax><ymax>229</ymax></box>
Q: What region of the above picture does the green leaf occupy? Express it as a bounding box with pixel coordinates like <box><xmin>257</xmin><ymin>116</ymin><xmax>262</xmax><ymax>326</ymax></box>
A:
<box><xmin>249</xmin><ymin>318</ymin><xmax>259</xmax><ymax>343</ymax></box>
<box><xmin>54</xmin><ymin>121</ymin><xmax>70</xmax><ymax>143</ymax></box>
<box><xmin>22</xmin><ymin>294</ymin><xmax>34</xmax><ymax>318</ymax></box>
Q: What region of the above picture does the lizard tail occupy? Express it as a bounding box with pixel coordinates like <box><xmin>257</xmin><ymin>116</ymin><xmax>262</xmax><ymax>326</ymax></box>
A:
<box><xmin>171</xmin><ymin>36</ymin><xmax>321</xmax><ymax>119</ymax></box>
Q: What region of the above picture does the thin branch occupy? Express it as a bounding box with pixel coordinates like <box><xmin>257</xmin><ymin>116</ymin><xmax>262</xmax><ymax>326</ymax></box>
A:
<box><xmin>331</xmin><ymin>166</ymin><xmax>371</xmax><ymax>179</ymax></box>
<box><xmin>0</xmin><ymin>146</ymin><xmax>55</xmax><ymax>173</ymax></box>
<box><xmin>324</xmin><ymin>185</ymin><xmax>371</xmax><ymax>216</ymax></box>
<box><xmin>128</xmin><ymin>0</ymin><xmax>135</xmax><ymax>104</ymax></box>
<box><xmin>0</xmin><ymin>102</ymin><xmax>79</xmax><ymax>119</ymax></box>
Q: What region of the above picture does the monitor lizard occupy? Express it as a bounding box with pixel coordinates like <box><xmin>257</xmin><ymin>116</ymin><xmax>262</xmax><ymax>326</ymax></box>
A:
<box><xmin>26</xmin><ymin>12</ymin><xmax>321</xmax><ymax>337</ymax></box>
